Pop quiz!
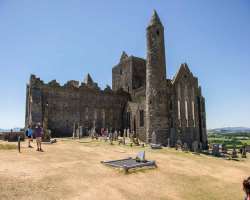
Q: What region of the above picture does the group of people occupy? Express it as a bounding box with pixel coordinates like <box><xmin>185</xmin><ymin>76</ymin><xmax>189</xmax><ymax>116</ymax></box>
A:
<box><xmin>25</xmin><ymin>122</ymin><xmax>44</xmax><ymax>152</ymax></box>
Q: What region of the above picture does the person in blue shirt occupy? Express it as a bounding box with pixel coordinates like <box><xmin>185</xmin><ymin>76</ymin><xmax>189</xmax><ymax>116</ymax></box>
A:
<box><xmin>26</xmin><ymin>125</ymin><xmax>33</xmax><ymax>148</ymax></box>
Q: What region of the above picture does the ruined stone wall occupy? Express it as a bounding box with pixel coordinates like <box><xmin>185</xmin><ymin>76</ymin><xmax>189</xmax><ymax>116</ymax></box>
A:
<box><xmin>112</xmin><ymin>57</ymin><xmax>132</xmax><ymax>93</ymax></box>
<box><xmin>171</xmin><ymin>64</ymin><xmax>207</xmax><ymax>149</ymax></box>
<box><xmin>112</xmin><ymin>56</ymin><xmax>146</xmax><ymax>94</ymax></box>
<box><xmin>131</xmin><ymin>57</ymin><xmax>146</xmax><ymax>90</ymax></box>
<box><xmin>27</xmin><ymin>75</ymin><xmax>129</xmax><ymax>137</ymax></box>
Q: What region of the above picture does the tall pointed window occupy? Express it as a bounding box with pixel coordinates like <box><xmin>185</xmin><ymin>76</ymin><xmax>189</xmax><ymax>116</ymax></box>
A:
<box><xmin>178</xmin><ymin>100</ymin><xmax>181</xmax><ymax>120</ymax></box>
<box><xmin>140</xmin><ymin>110</ymin><xmax>144</xmax><ymax>127</ymax></box>
<box><xmin>192</xmin><ymin>101</ymin><xmax>195</xmax><ymax>127</ymax></box>
<box><xmin>185</xmin><ymin>100</ymin><xmax>188</xmax><ymax>127</ymax></box>
<box><xmin>102</xmin><ymin>109</ymin><xmax>105</xmax><ymax>128</ymax></box>
<box><xmin>94</xmin><ymin>109</ymin><xmax>97</xmax><ymax>120</ymax></box>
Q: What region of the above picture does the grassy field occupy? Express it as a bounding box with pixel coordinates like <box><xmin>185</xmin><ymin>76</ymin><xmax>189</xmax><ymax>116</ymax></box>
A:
<box><xmin>208</xmin><ymin>132</ymin><xmax>250</xmax><ymax>149</ymax></box>
<box><xmin>0</xmin><ymin>138</ymin><xmax>249</xmax><ymax>200</ymax></box>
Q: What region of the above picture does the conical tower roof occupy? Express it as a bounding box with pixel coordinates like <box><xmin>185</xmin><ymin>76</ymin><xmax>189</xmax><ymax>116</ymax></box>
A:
<box><xmin>148</xmin><ymin>10</ymin><xmax>163</xmax><ymax>27</ymax></box>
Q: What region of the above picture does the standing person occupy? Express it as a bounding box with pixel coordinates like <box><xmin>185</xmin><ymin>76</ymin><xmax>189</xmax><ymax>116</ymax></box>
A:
<box><xmin>34</xmin><ymin>123</ymin><xmax>43</xmax><ymax>152</ymax></box>
<box><xmin>243</xmin><ymin>177</ymin><xmax>250</xmax><ymax>200</ymax></box>
<box><xmin>26</xmin><ymin>125</ymin><xmax>33</xmax><ymax>148</ymax></box>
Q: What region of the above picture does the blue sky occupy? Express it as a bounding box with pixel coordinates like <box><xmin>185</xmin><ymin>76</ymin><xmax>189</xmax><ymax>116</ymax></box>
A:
<box><xmin>0</xmin><ymin>0</ymin><xmax>249</xmax><ymax>129</ymax></box>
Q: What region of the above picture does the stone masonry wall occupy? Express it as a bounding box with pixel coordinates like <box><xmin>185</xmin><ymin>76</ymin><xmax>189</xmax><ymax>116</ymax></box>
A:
<box><xmin>27</xmin><ymin>75</ymin><xmax>129</xmax><ymax>137</ymax></box>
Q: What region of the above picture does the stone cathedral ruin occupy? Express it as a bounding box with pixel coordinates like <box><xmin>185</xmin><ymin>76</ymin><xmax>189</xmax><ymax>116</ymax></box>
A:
<box><xmin>25</xmin><ymin>11</ymin><xmax>208</xmax><ymax>149</ymax></box>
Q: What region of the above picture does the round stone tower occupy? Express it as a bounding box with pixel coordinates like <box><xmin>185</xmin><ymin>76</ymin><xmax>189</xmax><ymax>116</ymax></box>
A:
<box><xmin>145</xmin><ymin>10</ymin><xmax>168</xmax><ymax>144</ymax></box>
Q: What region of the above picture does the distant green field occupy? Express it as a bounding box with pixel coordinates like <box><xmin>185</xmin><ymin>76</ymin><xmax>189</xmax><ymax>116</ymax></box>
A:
<box><xmin>208</xmin><ymin>132</ymin><xmax>250</xmax><ymax>149</ymax></box>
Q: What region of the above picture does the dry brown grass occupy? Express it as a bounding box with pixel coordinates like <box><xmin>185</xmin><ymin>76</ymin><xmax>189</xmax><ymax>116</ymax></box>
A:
<box><xmin>0</xmin><ymin>138</ymin><xmax>249</xmax><ymax>200</ymax></box>
<box><xmin>0</xmin><ymin>142</ymin><xmax>16</xmax><ymax>150</ymax></box>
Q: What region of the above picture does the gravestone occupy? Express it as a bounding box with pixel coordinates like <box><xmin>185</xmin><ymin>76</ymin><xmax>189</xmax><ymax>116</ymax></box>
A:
<box><xmin>232</xmin><ymin>146</ymin><xmax>238</xmax><ymax>158</ymax></box>
<box><xmin>130</xmin><ymin>131</ymin><xmax>134</xmax><ymax>142</ymax></box>
<box><xmin>72</xmin><ymin>123</ymin><xmax>76</xmax><ymax>139</ymax></box>
<box><xmin>183</xmin><ymin>143</ymin><xmax>189</xmax><ymax>152</ymax></box>
<box><xmin>176</xmin><ymin>139</ymin><xmax>182</xmax><ymax>150</ymax></box>
<box><xmin>199</xmin><ymin>142</ymin><xmax>203</xmax><ymax>151</ymax></box>
<box><xmin>122</xmin><ymin>136</ymin><xmax>126</xmax><ymax>145</ymax></box>
<box><xmin>151</xmin><ymin>131</ymin><xmax>156</xmax><ymax>144</ymax></box>
<box><xmin>79</xmin><ymin>126</ymin><xmax>83</xmax><ymax>138</ymax></box>
<box><xmin>222</xmin><ymin>144</ymin><xmax>227</xmax><ymax>154</ymax></box>
<box><xmin>242</xmin><ymin>146</ymin><xmax>247</xmax><ymax>158</ymax></box>
<box><xmin>192</xmin><ymin>141</ymin><xmax>199</xmax><ymax>153</ymax></box>
<box><xmin>77</xmin><ymin>128</ymin><xmax>80</xmax><ymax>139</ymax></box>
<box><xmin>212</xmin><ymin>144</ymin><xmax>220</xmax><ymax>157</ymax></box>
<box><xmin>114</xmin><ymin>130</ymin><xmax>118</xmax><ymax>141</ymax></box>
<box><xmin>167</xmin><ymin>138</ymin><xmax>170</xmax><ymax>148</ymax></box>
<box><xmin>109</xmin><ymin>131</ymin><xmax>113</xmax><ymax>144</ymax></box>
<box><xmin>123</xmin><ymin>130</ymin><xmax>126</xmax><ymax>145</ymax></box>
<box><xmin>136</xmin><ymin>151</ymin><xmax>145</xmax><ymax>162</ymax></box>
<box><xmin>127</xmin><ymin>129</ymin><xmax>130</xmax><ymax>138</ymax></box>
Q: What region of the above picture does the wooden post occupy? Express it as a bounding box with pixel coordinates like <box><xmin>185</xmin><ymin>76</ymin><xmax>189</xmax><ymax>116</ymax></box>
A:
<box><xmin>18</xmin><ymin>136</ymin><xmax>21</xmax><ymax>153</ymax></box>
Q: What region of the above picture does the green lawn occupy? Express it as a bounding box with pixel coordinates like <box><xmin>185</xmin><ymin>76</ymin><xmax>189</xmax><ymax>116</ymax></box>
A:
<box><xmin>208</xmin><ymin>133</ymin><xmax>250</xmax><ymax>149</ymax></box>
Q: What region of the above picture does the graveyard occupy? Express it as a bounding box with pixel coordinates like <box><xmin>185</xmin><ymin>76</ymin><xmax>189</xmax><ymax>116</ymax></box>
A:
<box><xmin>0</xmin><ymin>137</ymin><xmax>249</xmax><ymax>200</ymax></box>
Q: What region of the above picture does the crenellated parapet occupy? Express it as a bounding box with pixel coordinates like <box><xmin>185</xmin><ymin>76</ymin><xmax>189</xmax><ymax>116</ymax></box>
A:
<box><xmin>30</xmin><ymin>74</ymin><xmax>44</xmax><ymax>88</ymax></box>
<box><xmin>63</xmin><ymin>80</ymin><xmax>80</xmax><ymax>89</ymax></box>
<box><xmin>48</xmin><ymin>80</ymin><xmax>61</xmax><ymax>87</ymax></box>
<box><xmin>28</xmin><ymin>73</ymin><xmax>130</xmax><ymax>96</ymax></box>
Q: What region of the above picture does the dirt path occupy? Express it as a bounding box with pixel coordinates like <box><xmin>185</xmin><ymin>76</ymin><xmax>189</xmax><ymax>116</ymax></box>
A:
<box><xmin>0</xmin><ymin>139</ymin><xmax>249</xmax><ymax>200</ymax></box>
